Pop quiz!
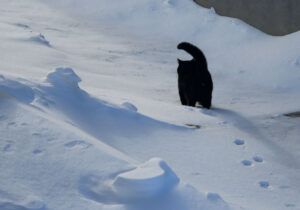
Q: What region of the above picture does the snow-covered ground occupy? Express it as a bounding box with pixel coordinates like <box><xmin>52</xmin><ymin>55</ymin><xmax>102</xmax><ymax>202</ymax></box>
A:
<box><xmin>0</xmin><ymin>0</ymin><xmax>299</xmax><ymax>209</ymax></box>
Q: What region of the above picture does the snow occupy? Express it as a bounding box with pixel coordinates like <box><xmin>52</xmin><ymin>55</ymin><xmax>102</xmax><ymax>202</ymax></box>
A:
<box><xmin>46</xmin><ymin>67</ymin><xmax>81</xmax><ymax>87</ymax></box>
<box><xmin>121</xmin><ymin>102</ymin><xmax>138</xmax><ymax>112</ymax></box>
<box><xmin>29</xmin><ymin>34</ymin><xmax>51</xmax><ymax>47</ymax></box>
<box><xmin>112</xmin><ymin>158</ymin><xmax>180</xmax><ymax>200</ymax></box>
<box><xmin>0</xmin><ymin>75</ymin><xmax>34</xmax><ymax>103</ymax></box>
<box><xmin>0</xmin><ymin>0</ymin><xmax>300</xmax><ymax>209</ymax></box>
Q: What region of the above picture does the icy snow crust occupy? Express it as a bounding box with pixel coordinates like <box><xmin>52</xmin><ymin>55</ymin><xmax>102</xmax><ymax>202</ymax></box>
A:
<box><xmin>0</xmin><ymin>0</ymin><xmax>300</xmax><ymax>209</ymax></box>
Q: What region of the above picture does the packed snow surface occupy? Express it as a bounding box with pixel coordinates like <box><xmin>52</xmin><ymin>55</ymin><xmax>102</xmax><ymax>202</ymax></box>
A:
<box><xmin>0</xmin><ymin>0</ymin><xmax>300</xmax><ymax>210</ymax></box>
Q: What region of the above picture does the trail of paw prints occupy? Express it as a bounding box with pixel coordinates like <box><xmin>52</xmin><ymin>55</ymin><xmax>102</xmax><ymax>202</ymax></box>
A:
<box><xmin>233</xmin><ymin>138</ymin><xmax>265</xmax><ymax>165</ymax></box>
<box><xmin>233</xmin><ymin>138</ymin><xmax>270</xmax><ymax>191</ymax></box>
<box><xmin>12</xmin><ymin>22</ymin><xmax>52</xmax><ymax>48</ymax></box>
<box><xmin>241</xmin><ymin>155</ymin><xmax>264</xmax><ymax>167</ymax></box>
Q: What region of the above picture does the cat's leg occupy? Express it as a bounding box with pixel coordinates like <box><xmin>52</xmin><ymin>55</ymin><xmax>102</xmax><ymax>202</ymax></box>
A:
<box><xmin>179</xmin><ymin>90</ymin><xmax>188</xmax><ymax>105</ymax></box>
<box><xmin>188</xmin><ymin>98</ymin><xmax>197</xmax><ymax>107</ymax></box>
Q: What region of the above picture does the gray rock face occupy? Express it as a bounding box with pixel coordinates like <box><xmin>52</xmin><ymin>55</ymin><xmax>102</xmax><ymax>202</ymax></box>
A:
<box><xmin>194</xmin><ymin>0</ymin><xmax>300</xmax><ymax>35</ymax></box>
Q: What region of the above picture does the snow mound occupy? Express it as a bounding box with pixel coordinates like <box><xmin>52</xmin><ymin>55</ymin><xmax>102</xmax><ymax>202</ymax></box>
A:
<box><xmin>0</xmin><ymin>68</ymin><xmax>182</xmax><ymax>146</ymax></box>
<box><xmin>0</xmin><ymin>75</ymin><xmax>34</xmax><ymax>103</ymax></box>
<box><xmin>29</xmin><ymin>34</ymin><xmax>51</xmax><ymax>47</ymax></box>
<box><xmin>113</xmin><ymin>158</ymin><xmax>179</xmax><ymax>200</ymax></box>
<box><xmin>79</xmin><ymin>158</ymin><xmax>231</xmax><ymax>209</ymax></box>
<box><xmin>38</xmin><ymin>68</ymin><xmax>183</xmax><ymax>142</ymax></box>
<box><xmin>46</xmin><ymin>67</ymin><xmax>81</xmax><ymax>88</ymax></box>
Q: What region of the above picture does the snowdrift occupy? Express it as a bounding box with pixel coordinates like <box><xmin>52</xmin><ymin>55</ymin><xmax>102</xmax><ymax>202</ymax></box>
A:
<box><xmin>2</xmin><ymin>67</ymin><xmax>183</xmax><ymax>143</ymax></box>
<box><xmin>0</xmin><ymin>69</ymin><xmax>232</xmax><ymax>210</ymax></box>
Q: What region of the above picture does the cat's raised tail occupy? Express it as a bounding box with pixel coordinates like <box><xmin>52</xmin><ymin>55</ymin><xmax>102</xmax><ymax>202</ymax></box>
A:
<box><xmin>177</xmin><ymin>42</ymin><xmax>207</xmax><ymax>66</ymax></box>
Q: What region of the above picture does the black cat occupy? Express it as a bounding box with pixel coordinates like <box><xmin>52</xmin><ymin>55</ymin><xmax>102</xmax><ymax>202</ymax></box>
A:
<box><xmin>177</xmin><ymin>42</ymin><xmax>213</xmax><ymax>108</ymax></box>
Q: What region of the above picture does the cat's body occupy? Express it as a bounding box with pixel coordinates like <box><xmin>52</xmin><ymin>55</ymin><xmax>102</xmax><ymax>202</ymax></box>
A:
<box><xmin>177</xmin><ymin>42</ymin><xmax>213</xmax><ymax>108</ymax></box>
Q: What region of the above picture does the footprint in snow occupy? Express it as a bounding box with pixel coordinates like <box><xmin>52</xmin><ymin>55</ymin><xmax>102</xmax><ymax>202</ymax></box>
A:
<box><xmin>64</xmin><ymin>140</ymin><xmax>91</xmax><ymax>150</ymax></box>
<box><xmin>206</xmin><ymin>193</ymin><xmax>224</xmax><ymax>203</ymax></box>
<box><xmin>7</xmin><ymin>122</ymin><xmax>16</xmax><ymax>126</ymax></box>
<box><xmin>46</xmin><ymin>137</ymin><xmax>56</xmax><ymax>142</ymax></box>
<box><xmin>253</xmin><ymin>155</ymin><xmax>264</xmax><ymax>163</ymax></box>
<box><xmin>200</xmin><ymin>108</ymin><xmax>217</xmax><ymax>116</ymax></box>
<box><xmin>259</xmin><ymin>181</ymin><xmax>270</xmax><ymax>189</ymax></box>
<box><xmin>191</xmin><ymin>172</ymin><xmax>201</xmax><ymax>176</ymax></box>
<box><xmin>32</xmin><ymin>133</ymin><xmax>42</xmax><ymax>137</ymax></box>
<box><xmin>285</xmin><ymin>203</ymin><xmax>296</xmax><ymax>208</ymax></box>
<box><xmin>14</xmin><ymin>23</ymin><xmax>30</xmax><ymax>29</ymax></box>
<box><xmin>185</xmin><ymin>124</ymin><xmax>201</xmax><ymax>129</ymax></box>
<box><xmin>234</xmin><ymin>139</ymin><xmax>245</xmax><ymax>146</ymax></box>
<box><xmin>32</xmin><ymin>149</ymin><xmax>44</xmax><ymax>155</ymax></box>
<box><xmin>241</xmin><ymin>160</ymin><xmax>252</xmax><ymax>166</ymax></box>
